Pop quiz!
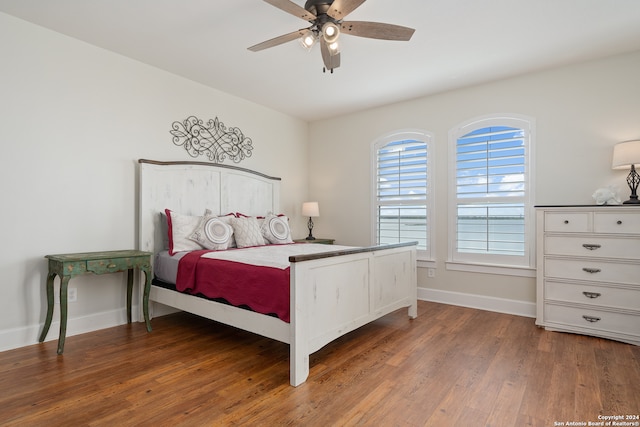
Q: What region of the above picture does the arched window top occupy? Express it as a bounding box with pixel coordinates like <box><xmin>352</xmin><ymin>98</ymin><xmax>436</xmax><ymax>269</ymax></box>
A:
<box><xmin>448</xmin><ymin>114</ymin><xmax>535</xmax><ymax>271</ymax></box>
<box><xmin>372</xmin><ymin>129</ymin><xmax>434</xmax><ymax>261</ymax></box>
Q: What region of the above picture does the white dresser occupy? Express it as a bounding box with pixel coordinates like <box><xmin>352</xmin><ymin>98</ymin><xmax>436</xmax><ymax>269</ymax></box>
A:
<box><xmin>535</xmin><ymin>205</ymin><xmax>640</xmax><ymax>346</ymax></box>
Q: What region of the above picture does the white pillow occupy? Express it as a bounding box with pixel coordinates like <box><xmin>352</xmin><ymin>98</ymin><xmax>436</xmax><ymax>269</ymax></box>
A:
<box><xmin>261</xmin><ymin>214</ymin><xmax>293</xmax><ymax>244</ymax></box>
<box><xmin>190</xmin><ymin>213</ymin><xmax>234</xmax><ymax>250</ymax></box>
<box><xmin>232</xmin><ymin>216</ymin><xmax>266</xmax><ymax>248</ymax></box>
<box><xmin>165</xmin><ymin>209</ymin><xmax>204</xmax><ymax>255</ymax></box>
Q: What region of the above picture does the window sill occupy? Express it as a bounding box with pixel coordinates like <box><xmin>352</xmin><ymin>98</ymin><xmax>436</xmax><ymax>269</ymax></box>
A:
<box><xmin>417</xmin><ymin>259</ymin><xmax>436</xmax><ymax>269</ymax></box>
<box><xmin>445</xmin><ymin>261</ymin><xmax>535</xmax><ymax>278</ymax></box>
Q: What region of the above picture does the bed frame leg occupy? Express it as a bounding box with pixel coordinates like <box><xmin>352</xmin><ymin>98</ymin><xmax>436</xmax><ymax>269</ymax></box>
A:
<box><xmin>408</xmin><ymin>300</ymin><xmax>418</xmax><ymax>319</ymax></box>
<box><xmin>290</xmin><ymin>343</ymin><xmax>309</xmax><ymax>387</ymax></box>
<box><xmin>290</xmin><ymin>264</ymin><xmax>309</xmax><ymax>387</ymax></box>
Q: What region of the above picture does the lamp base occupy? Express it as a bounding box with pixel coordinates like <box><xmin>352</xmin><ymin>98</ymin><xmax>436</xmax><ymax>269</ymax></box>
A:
<box><xmin>306</xmin><ymin>217</ymin><xmax>315</xmax><ymax>240</ymax></box>
<box><xmin>623</xmin><ymin>165</ymin><xmax>639</xmax><ymax>204</ymax></box>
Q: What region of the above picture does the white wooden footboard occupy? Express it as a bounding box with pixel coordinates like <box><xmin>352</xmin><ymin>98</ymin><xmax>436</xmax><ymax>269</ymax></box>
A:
<box><xmin>289</xmin><ymin>242</ymin><xmax>417</xmax><ymax>386</ymax></box>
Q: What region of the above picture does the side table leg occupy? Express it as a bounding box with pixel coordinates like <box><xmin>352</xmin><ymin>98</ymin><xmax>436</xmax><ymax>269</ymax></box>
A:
<box><xmin>142</xmin><ymin>267</ymin><xmax>152</xmax><ymax>332</ymax></box>
<box><xmin>39</xmin><ymin>273</ymin><xmax>57</xmax><ymax>342</ymax></box>
<box><xmin>57</xmin><ymin>276</ymin><xmax>70</xmax><ymax>355</ymax></box>
<box><xmin>126</xmin><ymin>269</ymin><xmax>133</xmax><ymax>323</ymax></box>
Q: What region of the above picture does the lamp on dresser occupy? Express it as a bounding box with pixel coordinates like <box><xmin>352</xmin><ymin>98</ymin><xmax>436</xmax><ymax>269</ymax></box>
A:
<box><xmin>302</xmin><ymin>201</ymin><xmax>320</xmax><ymax>240</ymax></box>
<box><xmin>612</xmin><ymin>140</ymin><xmax>640</xmax><ymax>204</ymax></box>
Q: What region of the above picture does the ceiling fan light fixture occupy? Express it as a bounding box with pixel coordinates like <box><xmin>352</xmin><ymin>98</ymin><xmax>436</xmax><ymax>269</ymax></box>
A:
<box><xmin>328</xmin><ymin>41</ymin><xmax>340</xmax><ymax>54</ymax></box>
<box><xmin>300</xmin><ymin>30</ymin><xmax>317</xmax><ymax>50</ymax></box>
<box><xmin>322</xmin><ymin>22</ymin><xmax>340</xmax><ymax>44</ymax></box>
<box><xmin>249</xmin><ymin>0</ymin><xmax>416</xmax><ymax>73</ymax></box>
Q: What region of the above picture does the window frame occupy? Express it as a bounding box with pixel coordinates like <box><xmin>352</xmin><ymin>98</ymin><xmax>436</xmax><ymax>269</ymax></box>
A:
<box><xmin>447</xmin><ymin>114</ymin><xmax>536</xmax><ymax>276</ymax></box>
<box><xmin>371</xmin><ymin>129</ymin><xmax>434</xmax><ymax>262</ymax></box>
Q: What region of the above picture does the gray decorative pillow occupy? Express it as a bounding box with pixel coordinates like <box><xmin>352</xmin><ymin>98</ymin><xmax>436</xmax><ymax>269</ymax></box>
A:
<box><xmin>261</xmin><ymin>214</ymin><xmax>293</xmax><ymax>244</ymax></box>
<box><xmin>190</xmin><ymin>214</ymin><xmax>234</xmax><ymax>250</ymax></box>
<box><xmin>232</xmin><ymin>216</ymin><xmax>266</xmax><ymax>248</ymax></box>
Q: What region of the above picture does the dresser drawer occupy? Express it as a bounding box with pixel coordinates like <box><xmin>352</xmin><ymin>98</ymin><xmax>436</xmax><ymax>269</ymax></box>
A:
<box><xmin>545</xmin><ymin>280</ymin><xmax>640</xmax><ymax>311</ymax></box>
<box><xmin>544</xmin><ymin>212</ymin><xmax>590</xmax><ymax>233</ymax></box>
<box><xmin>594</xmin><ymin>212</ymin><xmax>640</xmax><ymax>234</ymax></box>
<box><xmin>544</xmin><ymin>258</ymin><xmax>640</xmax><ymax>285</ymax></box>
<box><xmin>545</xmin><ymin>304</ymin><xmax>640</xmax><ymax>337</ymax></box>
<box><xmin>544</xmin><ymin>236</ymin><xmax>640</xmax><ymax>260</ymax></box>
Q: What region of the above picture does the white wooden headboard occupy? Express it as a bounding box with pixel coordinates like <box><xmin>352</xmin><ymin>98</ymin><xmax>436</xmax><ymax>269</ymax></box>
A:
<box><xmin>137</xmin><ymin>159</ymin><xmax>281</xmax><ymax>254</ymax></box>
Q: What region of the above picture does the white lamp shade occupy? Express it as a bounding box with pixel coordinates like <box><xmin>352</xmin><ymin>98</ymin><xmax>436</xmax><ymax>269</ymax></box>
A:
<box><xmin>612</xmin><ymin>140</ymin><xmax>640</xmax><ymax>169</ymax></box>
<box><xmin>302</xmin><ymin>202</ymin><xmax>320</xmax><ymax>217</ymax></box>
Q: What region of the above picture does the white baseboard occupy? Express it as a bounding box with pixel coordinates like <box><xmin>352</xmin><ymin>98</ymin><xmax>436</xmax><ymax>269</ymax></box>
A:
<box><xmin>418</xmin><ymin>287</ymin><xmax>536</xmax><ymax>318</ymax></box>
<box><xmin>0</xmin><ymin>306</ymin><xmax>141</xmax><ymax>353</ymax></box>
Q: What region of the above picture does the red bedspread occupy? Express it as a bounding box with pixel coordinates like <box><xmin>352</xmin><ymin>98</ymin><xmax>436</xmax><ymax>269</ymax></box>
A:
<box><xmin>175</xmin><ymin>250</ymin><xmax>291</xmax><ymax>322</ymax></box>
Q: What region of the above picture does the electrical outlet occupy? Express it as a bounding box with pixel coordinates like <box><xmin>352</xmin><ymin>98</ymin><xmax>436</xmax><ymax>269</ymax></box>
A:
<box><xmin>427</xmin><ymin>268</ymin><xmax>435</xmax><ymax>278</ymax></box>
<box><xmin>54</xmin><ymin>288</ymin><xmax>77</xmax><ymax>304</ymax></box>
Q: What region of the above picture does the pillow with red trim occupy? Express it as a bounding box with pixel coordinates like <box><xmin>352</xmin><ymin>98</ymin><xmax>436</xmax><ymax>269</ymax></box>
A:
<box><xmin>261</xmin><ymin>213</ymin><xmax>293</xmax><ymax>244</ymax></box>
<box><xmin>165</xmin><ymin>209</ymin><xmax>204</xmax><ymax>255</ymax></box>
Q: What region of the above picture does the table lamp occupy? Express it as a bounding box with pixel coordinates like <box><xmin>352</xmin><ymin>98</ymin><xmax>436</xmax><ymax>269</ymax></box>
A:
<box><xmin>612</xmin><ymin>140</ymin><xmax>640</xmax><ymax>204</ymax></box>
<box><xmin>302</xmin><ymin>202</ymin><xmax>320</xmax><ymax>240</ymax></box>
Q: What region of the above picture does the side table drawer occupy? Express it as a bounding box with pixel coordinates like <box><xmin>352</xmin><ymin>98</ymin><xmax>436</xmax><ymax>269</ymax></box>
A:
<box><xmin>545</xmin><ymin>280</ymin><xmax>640</xmax><ymax>311</ymax></box>
<box><xmin>87</xmin><ymin>258</ymin><xmax>138</xmax><ymax>274</ymax></box>
<box><xmin>545</xmin><ymin>304</ymin><xmax>640</xmax><ymax>337</ymax></box>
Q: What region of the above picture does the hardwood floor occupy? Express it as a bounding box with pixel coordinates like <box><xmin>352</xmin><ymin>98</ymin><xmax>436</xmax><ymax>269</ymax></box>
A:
<box><xmin>1</xmin><ymin>301</ymin><xmax>638</xmax><ymax>426</ymax></box>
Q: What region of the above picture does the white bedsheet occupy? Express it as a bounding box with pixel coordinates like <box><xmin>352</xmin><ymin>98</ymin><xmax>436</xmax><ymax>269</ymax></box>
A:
<box><xmin>201</xmin><ymin>243</ymin><xmax>354</xmax><ymax>269</ymax></box>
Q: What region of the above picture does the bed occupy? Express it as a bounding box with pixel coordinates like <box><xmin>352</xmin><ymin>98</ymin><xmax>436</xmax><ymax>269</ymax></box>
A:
<box><xmin>137</xmin><ymin>159</ymin><xmax>417</xmax><ymax>386</ymax></box>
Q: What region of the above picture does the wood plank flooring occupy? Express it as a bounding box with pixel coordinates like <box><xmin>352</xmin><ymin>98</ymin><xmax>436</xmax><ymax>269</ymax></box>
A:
<box><xmin>1</xmin><ymin>301</ymin><xmax>638</xmax><ymax>426</ymax></box>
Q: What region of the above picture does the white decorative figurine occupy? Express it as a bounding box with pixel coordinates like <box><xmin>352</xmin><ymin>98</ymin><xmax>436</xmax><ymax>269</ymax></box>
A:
<box><xmin>592</xmin><ymin>186</ymin><xmax>622</xmax><ymax>205</ymax></box>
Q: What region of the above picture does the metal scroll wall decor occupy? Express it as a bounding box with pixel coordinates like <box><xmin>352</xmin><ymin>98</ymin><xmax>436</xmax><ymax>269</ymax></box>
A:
<box><xmin>170</xmin><ymin>115</ymin><xmax>253</xmax><ymax>164</ymax></box>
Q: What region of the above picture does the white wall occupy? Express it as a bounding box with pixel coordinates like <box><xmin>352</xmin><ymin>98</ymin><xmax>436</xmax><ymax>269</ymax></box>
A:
<box><xmin>0</xmin><ymin>13</ymin><xmax>309</xmax><ymax>351</ymax></box>
<box><xmin>308</xmin><ymin>51</ymin><xmax>640</xmax><ymax>315</ymax></box>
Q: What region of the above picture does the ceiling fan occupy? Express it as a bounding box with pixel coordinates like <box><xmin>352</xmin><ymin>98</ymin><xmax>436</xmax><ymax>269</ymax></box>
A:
<box><xmin>248</xmin><ymin>0</ymin><xmax>415</xmax><ymax>73</ymax></box>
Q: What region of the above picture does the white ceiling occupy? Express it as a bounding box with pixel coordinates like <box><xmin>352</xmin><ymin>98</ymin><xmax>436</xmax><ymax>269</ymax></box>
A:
<box><xmin>2</xmin><ymin>0</ymin><xmax>640</xmax><ymax>121</ymax></box>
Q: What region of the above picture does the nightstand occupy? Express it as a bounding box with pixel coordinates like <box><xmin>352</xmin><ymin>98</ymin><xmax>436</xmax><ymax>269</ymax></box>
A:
<box><xmin>39</xmin><ymin>250</ymin><xmax>153</xmax><ymax>354</ymax></box>
<box><xmin>294</xmin><ymin>238</ymin><xmax>335</xmax><ymax>245</ymax></box>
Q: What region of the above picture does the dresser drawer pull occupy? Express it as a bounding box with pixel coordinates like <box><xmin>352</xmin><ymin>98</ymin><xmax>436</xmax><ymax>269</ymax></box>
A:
<box><xmin>582</xmin><ymin>267</ymin><xmax>601</xmax><ymax>274</ymax></box>
<box><xmin>582</xmin><ymin>315</ymin><xmax>601</xmax><ymax>323</ymax></box>
<box><xmin>582</xmin><ymin>291</ymin><xmax>601</xmax><ymax>299</ymax></box>
<box><xmin>107</xmin><ymin>263</ymin><xmax>117</xmax><ymax>268</ymax></box>
<box><xmin>563</xmin><ymin>220</ymin><xmax>569</xmax><ymax>224</ymax></box>
<box><xmin>617</xmin><ymin>220</ymin><xmax>622</xmax><ymax>225</ymax></box>
<box><xmin>582</xmin><ymin>243</ymin><xmax>601</xmax><ymax>250</ymax></box>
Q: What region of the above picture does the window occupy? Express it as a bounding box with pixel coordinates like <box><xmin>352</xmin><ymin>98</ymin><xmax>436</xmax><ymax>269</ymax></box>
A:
<box><xmin>448</xmin><ymin>115</ymin><xmax>535</xmax><ymax>272</ymax></box>
<box><xmin>372</xmin><ymin>130</ymin><xmax>433</xmax><ymax>261</ymax></box>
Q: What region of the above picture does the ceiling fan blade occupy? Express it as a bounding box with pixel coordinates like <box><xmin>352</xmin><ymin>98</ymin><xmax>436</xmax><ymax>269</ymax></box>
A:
<box><xmin>326</xmin><ymin>0</ymin><xmax>366</xmax><ymax>20</ymax></box>
<box><xmin>340</xmin><ymin>21</ymin><xmax>415</xmax><ymax>41</ymax></box>
<box><xmin>248</xmin><ymin>29</ymin><xmax>307</xmax><ymax>52</ymax></box>
<box><xmin>320</xmin><ymin>38</ymin><xmax>341</xmax><ymax>71</ymax></box>
<box><xmin>263</xmin><ymin>0</ymin><xmax>316</xmax><ymax>22</ymax></box>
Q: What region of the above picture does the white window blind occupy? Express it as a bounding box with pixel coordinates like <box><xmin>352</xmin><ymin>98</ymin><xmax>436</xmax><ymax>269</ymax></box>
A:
<box><xmin>375</xmin><ymin>137</ymin><xmax>430</xmax><ymax>256</ymax></box>
<box><xmin>449</xmin><ymin>116</ymin><xmax>534</xmax><ymax>269</ymax></box>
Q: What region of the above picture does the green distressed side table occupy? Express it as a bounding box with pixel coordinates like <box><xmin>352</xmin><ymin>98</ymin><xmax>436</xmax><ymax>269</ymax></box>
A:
<box><xmin>39</xmin><ymin>250</ymin><xmax>153</xmax><ymax>354</ymax></box>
